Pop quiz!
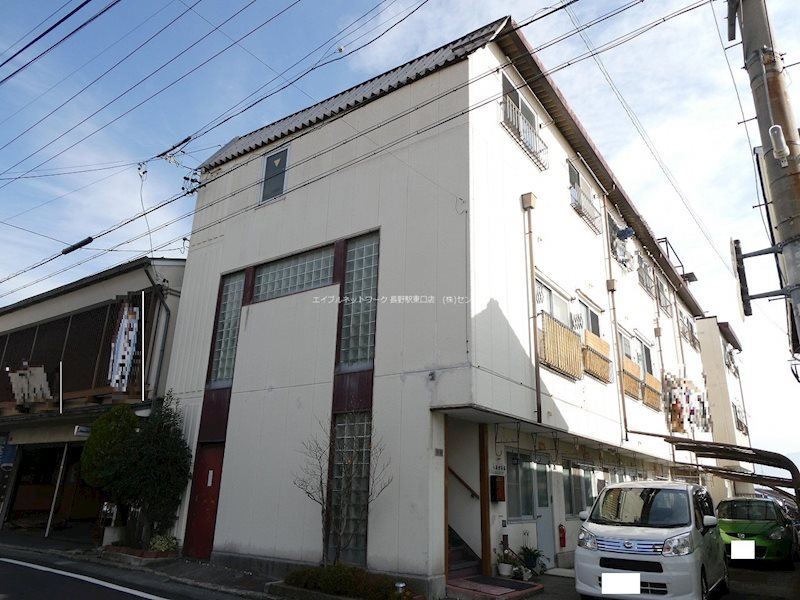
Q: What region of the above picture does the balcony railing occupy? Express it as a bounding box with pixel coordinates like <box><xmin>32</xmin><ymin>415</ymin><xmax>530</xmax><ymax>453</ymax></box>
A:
<box><xmin>538</xmin><ymin>312</ymin><xmax>582</xmax><ymax>380</ymax></box>
<box><xmin>501</xmin><ymin>99</ymin><xmax>549</xmax><ymax>171</ymax></box>
<box><xmin>582</xmin><ymin>330</ymin><xmax>611</xmax><ymax>382</ymax></box>
<box><xmin>643</xmin><ymin>373</ymin><xmax>662</xmax><ymax>411</ymax></box>
<box><xmin>570</xmin><ymin>186</ymin><xmax>601</xmax><ymax>234</ymax></box>
<box><xmin>622</xmin><ymin>356</ymin><xmax>642</xmax><ymax>399</ymax></box>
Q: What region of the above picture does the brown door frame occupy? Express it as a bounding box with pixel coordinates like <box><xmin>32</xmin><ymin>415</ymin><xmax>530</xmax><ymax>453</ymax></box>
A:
<box><xmin>479</xmin><ymin>424</ymin><xmax>491</xmax><ymax>576</ymax></box>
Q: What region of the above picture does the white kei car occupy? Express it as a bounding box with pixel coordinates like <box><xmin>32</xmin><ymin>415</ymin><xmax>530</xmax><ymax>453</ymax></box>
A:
<box><xmin>574</xmin><ymin>480</ymin><xmax>728</xmax><ymax>600</ymax></box>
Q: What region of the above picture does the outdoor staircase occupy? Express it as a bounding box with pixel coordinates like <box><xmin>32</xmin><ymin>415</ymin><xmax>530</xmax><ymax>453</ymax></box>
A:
<box><xmin>447</xmin><ymin>527</ymin><xmax>481</xmax><ymax>579</ymax></box>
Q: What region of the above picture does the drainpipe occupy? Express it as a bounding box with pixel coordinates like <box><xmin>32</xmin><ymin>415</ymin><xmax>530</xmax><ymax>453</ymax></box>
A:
<box><xmin>575</xmin><ymin>153</ymin><xmax>628</xmax><ymax>442</ymax></box>
<box><xmin>144</xmin><ymin>266</ymin><xmax>171</xmax><ymax>399</ymax></box>
<box><xmin>602</xmin><ymin>198</ymin><xmax>629</xmax><ymax>443</ymax></box>
<box><xmin>522</xmin><ymin>193</ymin><xmax>542</xmax><ymax>423</ymax></box>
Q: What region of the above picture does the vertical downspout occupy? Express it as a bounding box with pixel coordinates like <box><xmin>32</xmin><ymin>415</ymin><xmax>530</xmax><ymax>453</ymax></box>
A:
<box><xmin>522</xmin><ymin>193</ymin><xmax>542</xmax><ymax>422</ymax></box>
<box><xmin>602</xmin><ymin>199</ymin><xmax>628</xmax><ymax>443</ymax></box>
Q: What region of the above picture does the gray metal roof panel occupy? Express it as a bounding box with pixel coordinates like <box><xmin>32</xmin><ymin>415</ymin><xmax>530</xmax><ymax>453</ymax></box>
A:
<box><xmin>200</xmin><ymin>16</ymin><xmax>509</xmax><ymax>170</ymax></box>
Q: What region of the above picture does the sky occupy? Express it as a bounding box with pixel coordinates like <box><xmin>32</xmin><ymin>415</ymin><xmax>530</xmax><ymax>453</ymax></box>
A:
<box><xmin>0</xmin><ymin>1</ymin><xmax>797</xmax><ymax>476</ymax></box>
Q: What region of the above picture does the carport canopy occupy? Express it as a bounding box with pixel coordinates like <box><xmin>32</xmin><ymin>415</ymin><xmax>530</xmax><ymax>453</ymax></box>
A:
<box><xmin>629</xmin><ymin>430</ymin><xmax>800</xmax><ymax>501</ymax></box>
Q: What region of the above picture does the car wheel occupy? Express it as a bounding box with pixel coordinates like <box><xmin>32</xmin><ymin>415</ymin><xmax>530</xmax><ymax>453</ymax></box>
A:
<box><xmin>700</xmin><ymin>570</ymin><xmax>709</xmax><ymax>600</ymax></box>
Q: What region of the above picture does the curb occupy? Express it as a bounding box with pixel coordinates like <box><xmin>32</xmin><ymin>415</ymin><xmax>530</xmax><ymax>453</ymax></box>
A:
<box><xmin>0</xmin><ymin>541</ymin><xmax>280</xmax><ymax>599</ymax></box>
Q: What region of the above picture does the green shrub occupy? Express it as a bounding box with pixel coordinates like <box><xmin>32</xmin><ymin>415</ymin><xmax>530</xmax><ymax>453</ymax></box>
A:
<box><xmin>285</xmin><ymin>565</ymin><xmax>412</xmax><ymax>600</ymax></box>
<box><xmin>149</xmin><ymin>534</ymin><xmax>178</xmax><ymax>553</ymax></box>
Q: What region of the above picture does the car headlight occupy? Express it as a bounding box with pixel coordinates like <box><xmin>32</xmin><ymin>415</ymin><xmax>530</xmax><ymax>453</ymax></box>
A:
<box><xmin>577</xmin><ymin>527</ymin><xmax>597</xmax><ymax>550</ymax></box>
<box><xmin>662</xmin><ymin>532</ymin><xmax>694</xmax><ymax>556</ymax></box>
<box><xmin>768</xmin><ymin>527</ymin><xmax>788</xmax><ymax>540</ymax></box>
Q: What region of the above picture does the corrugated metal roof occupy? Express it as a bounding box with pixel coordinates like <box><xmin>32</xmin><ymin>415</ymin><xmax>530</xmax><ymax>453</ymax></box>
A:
<box><xmin>200</xmin><ymin>16</ymin><xmax>509</xmax><ymax>170</ymax></box>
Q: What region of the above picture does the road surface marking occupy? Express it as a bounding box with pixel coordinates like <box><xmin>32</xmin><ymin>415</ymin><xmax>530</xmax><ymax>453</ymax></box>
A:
<box><xmin>0</xmin><ymin>558</ymin><xmax>172</xmax><ymax>599</ymax></box>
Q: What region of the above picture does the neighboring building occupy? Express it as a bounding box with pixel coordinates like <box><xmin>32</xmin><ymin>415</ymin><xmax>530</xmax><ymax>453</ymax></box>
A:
<box><xmin>165</xmin><ymin>17</ymin><xmax>749</xmax><ymax>596</ymax></box>
<box><xmin>0</xmin><ymin>257</ymin><xmax>185</xmax><ymax>541</ymax></box>
<box><xmin>697</xmin><ymin>315</ymin><xmax>754</xmax><ymax>500</ymax></box>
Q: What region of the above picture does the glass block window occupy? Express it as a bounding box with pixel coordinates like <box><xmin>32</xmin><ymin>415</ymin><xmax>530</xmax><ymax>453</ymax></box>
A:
<box><xmin>340</xmin><ymin>233</ymin><xmax>379</xmax><ymax>366</ymax></box>
<box><xmin>210</xmin><ymin>272</ymin><xmax>245</xmax><ymax>382</ymax></box>
<box><xmin>329</xmin><ymin>411</ymin><xmax>372</xmax><ymax>566</ymax></box>
<box><xmin>253</xmin><ymin>246</ymin><xmax>334</xmax><ymax>302</ymax></box>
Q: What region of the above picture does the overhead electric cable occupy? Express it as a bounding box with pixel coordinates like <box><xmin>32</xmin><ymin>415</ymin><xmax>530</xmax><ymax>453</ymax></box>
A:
<box><xmin>0</xmin><ymin>0</ymin><xmax>94</xmax><ymax>69</ymax></box>
<box><xmin>0</xmin><ymin>0</ymin><xmax>203</xmax><ymax>153</ymax></box>
<box><xmin>0</xmin><ymin>1</ymin><xmax>177</xmax><ymax>130</ymax></box>
<box><xmin>0</xmin><ymin>0</ymin><xmax>125</xmax><ymax>88</ymax></box>
<box><xmin>0</xmin><ymin>0</ymin><xmax>298</xmax><ymax>188</ymax></box>
<box><xmin>0</xmin><ymin>0</ymin><xmax>75</xmax><ymax>60</ymax></box>
<box><xmin>0</xmin><ymin>0</ymin><xmax>710</xmax><ymax>296</ymax></box>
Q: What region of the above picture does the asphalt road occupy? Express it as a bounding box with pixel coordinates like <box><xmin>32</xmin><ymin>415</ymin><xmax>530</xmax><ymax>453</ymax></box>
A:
<box><xmin>0</xmin><ymin>548</ymin><xmax>246</xmax><ymax>600</ymax></box>
<box><xmin>537</xmin><ymin>559</ymin><xmax>800</xmax><ymax>599</ymax></box>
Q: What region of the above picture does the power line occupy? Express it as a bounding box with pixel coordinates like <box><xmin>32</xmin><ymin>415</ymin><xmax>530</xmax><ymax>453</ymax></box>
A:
<box><xmin>0</xmin><ymin>0</ymin><xmax>297</xmax><ymax>189</ymax></box>
<box><xmin>0</xmin><ymin>0</ymin><xmax>711</xmax><ymax>297</ymax></box>
<box><xmin>0</xmin><ymin>0</ymin><xmax>75</xmax><ymax>61</ymax></box>
<box><xmin>0</xmin><ymin>0</ymin><xmax>203</xmax><ymax>155</ymax></box>
<box><xmin>0</xmin><ymin>0</ymin><xmax>125</xmax><ymax>88</ymax></box>
<box><xmin>0</xmin><ymin>0</ymin><xmax>94</xmax><ymax>70</ymax></box>
<box><xmin>0</xmin><ymin>1</ymin><xmax>177</xmax><ymax>131</ymax></box>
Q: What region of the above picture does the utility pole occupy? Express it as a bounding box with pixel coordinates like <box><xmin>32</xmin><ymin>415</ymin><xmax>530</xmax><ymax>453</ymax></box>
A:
<box><xmin>729</xmin><ymin>0</ymin><xmax>800</xmax><ymax>348</ymax></box>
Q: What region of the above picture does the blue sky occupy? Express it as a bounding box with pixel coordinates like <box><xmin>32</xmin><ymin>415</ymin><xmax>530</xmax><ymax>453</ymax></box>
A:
<box><xmin>0</xmin><ymin>1</ymin><xmax>798</xmax><ymax>474</ymax></box>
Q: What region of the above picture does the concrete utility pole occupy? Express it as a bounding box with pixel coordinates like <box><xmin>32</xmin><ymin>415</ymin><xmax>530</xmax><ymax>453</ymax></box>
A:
<box><xmin>729</xmin><ymin>0</ymin><xmax>800</xmax><ymax>347</ymax></box>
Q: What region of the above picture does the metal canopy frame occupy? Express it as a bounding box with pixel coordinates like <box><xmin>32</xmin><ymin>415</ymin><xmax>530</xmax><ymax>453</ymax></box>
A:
<box><xmin>630</xmin><ymin>430</ymin><xmax>800</xmax><ymax>500</ymax></box>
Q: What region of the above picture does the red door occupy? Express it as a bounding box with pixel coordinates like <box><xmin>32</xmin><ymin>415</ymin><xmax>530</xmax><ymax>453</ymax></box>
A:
<box><xmin>183</xmin><ymin>443</ymin><xmax>224</xmax><ymax>559</ymax></box>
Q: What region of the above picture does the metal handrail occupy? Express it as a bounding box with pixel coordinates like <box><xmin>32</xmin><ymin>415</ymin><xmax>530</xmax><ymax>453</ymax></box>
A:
<box><xmin>501</xmin><ymin>99</ymin><xmax>549</xmax><ymax>170</ymax></box>
<box><xmin>448</xmin><ymin>466</ymin><xmax>479</xmax><ymax>499</ymax></box>
<box><xmin>569</xmin><ymin>185</ymin><xmax>601</xmax><ymax>233</ymax></box>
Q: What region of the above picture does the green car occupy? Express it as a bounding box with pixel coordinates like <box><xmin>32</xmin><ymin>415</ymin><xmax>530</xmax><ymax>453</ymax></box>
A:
<box><xmin>717</xmin><ymin>497</ymin><xmax>796</xmax><ymax>566</ymax></box>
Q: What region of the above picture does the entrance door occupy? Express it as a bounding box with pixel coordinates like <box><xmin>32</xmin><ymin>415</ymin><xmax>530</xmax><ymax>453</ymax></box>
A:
<box><xmin>183</xmin><ymin>443</ymin><xmax>224</xmax><ymax>559</ymax></box>
<box><xmin>532</xmin><ymin>457</ymin><xmax>555</xmax><ymax>569</ymax></box>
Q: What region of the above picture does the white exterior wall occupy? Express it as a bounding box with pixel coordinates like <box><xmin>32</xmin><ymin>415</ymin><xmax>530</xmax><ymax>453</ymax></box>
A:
<box><xmin>166</xmin><ymin>60</ymin><xmax>473</xmax><ymax>582</ymax></box>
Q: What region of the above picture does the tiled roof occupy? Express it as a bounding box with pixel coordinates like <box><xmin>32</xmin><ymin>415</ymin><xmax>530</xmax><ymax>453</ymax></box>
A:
<box><xmin>200</xmin><ymin>16</ymin><xmax>509</xmax><ymax>170</ymax></box>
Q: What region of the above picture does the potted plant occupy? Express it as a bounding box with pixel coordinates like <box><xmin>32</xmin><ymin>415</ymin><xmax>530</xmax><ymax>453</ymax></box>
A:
<box><xmin>495</xmin><ymin>549</ymin><xmax>517</xmax><ymax>577</ymax></box>
<box><xmin>519</xmin><ymin>545</ymin><xmax>547</xmax><ymax>575</ymax></box>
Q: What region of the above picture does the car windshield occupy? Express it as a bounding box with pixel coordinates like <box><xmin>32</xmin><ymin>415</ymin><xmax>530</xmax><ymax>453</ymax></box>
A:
<box><xmin>717</xmin><ymin>500</ymin><xmax>777</xmax><ymax>521</ymax></box>
<box><xmin>589</xmin><ymin>487</ymin><xmax>690</xmax><ymax>528</ymax></box>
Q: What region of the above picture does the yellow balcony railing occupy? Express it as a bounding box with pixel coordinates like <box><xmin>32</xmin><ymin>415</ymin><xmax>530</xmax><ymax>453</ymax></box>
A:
<box><xmin>582</xmin><ymin>330</ymin><xmax>611</xmax><ymax>383</ymax></box>
<box><xmin>538</xmin><ymin>312</ymin><xmax>582</xmax><ymax>380</ymax></box>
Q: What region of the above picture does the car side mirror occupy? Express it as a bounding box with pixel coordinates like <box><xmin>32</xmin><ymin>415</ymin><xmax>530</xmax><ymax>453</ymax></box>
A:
<box><xmin>578</xmin><ymin>510</ymin><xmax>589</xmax><ymax>521</ymax></box>
<box><xmin>703</xmin><ymin>515</ymin><xmax>717</xmax><ymax>528</ymax></box>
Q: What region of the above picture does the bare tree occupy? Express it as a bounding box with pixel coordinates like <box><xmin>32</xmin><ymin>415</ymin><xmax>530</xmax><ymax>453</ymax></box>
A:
<box><xmin>293</xmin><ymin>415</ymin><xmax>393</xmax><ymax>566</ymax></box>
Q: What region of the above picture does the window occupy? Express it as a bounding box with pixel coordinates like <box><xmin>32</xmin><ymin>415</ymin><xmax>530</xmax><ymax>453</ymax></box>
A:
<box><xmin>507</xmin><ymin>451</ymin><xmax>535</xmax><ymax>520</ymax></box>
<box><xmin>578</xmin><ymin>300</ymin><xmax>600</xmax><ymax>336</ymax></box>
<box><xmin>261</xmin><ymin>147</ymin><xmax>288</xmax><ymax>203</ymax></box>
<box><xmin>253</xmin><ymin>246</ymin><xmax>334</xmax><ymax>302</ymax></box>
<box><xmin>618</xmin><ymin>331</ymin><xmax>633</xmax><ymax>360</ymax></box>
<box><xmin>657</xmin><ymin>278</ymin><xmax>673</xmax><ymax>316</ymax></box>
<box><xmin>210</xmin><ymin>272</ymin><xmax>245</xmax><ymax>382</ymax></box>
<box><xmin>638</xmin><ymin>256</ymin><xmax>655</xmax><ymax>296</ymax></box>
<box><xmin>340</xmin><ymin>233</ymin><xmax>380</xmax><ymax>366</ymax></box>
<box><xmin>641</xmin><ymin>343</ymin><xmax>654</xmax><ymax>376</ymax></box>
<box><xmin>563</xmin><ymin>461</ymin><xmax>597</xmax><ymax>516</ymax></box>
<box><xmin>329</xmin><ymin>411</ymin><xmax>371</xmax><ymax>565</ymax></box>
<box><xmin>568</xmin><ymin>161</ymin><xmax>601</xmax><ymax>233</ymax></box>
<box><xmin>678</xmin><ymin>312</ymin><xmax>700</xmax><ymax>350</ymax></box>
<box><xmin>537</xmin><ymin>281</ymin><xmax>570</xmax><ymax>327</ymax></box>
<box><xmin>501</xmin><ymin>72</ymin><xmax>548</xmax><ymax>170</ymax></box>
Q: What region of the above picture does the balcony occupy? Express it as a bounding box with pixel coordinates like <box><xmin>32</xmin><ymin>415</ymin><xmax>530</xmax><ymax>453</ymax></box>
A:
<box><xmin>622</xmin><ymin>356</ymin><xmax>642</xmax><ymax>400</ymax></box>
<box><xmin>582</xmin><ymin>330</ymin><xmax>612</xmax><ymax>382</ymax></box>
<box><xmin>501</xmin><ymin>99</ymin><xmax>549</xmax><ymax>171</ymax></box>
<box><xmin>538</xmin><ymin>312</ymin><xmax>582</xmax><ymax>380</ymax></box>
<box><xmin>570</xmin><ymin>186</ymin><xmax>601</xmax><ymax>234</ymax></box>
<box><xmin>643</xmin><ymin>373</ymin><xmax>662</xmax><ymax>411</ymax></box>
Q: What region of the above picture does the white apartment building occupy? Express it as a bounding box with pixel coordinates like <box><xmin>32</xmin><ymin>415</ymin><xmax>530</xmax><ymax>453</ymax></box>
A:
<box><xmin>165</xmin><ymin>17</ymin><xmax>748</xmax><ymax>597</ymax></box>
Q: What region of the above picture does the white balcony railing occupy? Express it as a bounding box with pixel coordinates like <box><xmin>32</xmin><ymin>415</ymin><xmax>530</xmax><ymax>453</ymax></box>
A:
<box><xmin>501</xmin><ymin>100</ymin><xmax>549</xmax><ymax>171</ymax></box>
<box><xmin>570</xmin><ymin>186</ymin><xmax>601</xmax><ymax>234</ymax></box>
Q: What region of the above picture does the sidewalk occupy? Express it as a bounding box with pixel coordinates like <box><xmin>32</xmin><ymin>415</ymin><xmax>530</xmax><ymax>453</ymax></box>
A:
<box><xmin>0</xmin><ymin>527</ymin><xmax>278</xmax><ymax>599</ymax></box>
